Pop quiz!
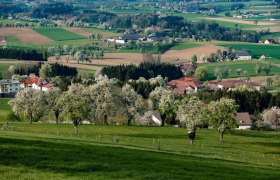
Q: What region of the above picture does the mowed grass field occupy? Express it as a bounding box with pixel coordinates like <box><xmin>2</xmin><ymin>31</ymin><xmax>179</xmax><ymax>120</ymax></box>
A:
<box><xmin>216</xmin><ymin>42</ymin><xmax>280</xmax><ymax>59</ymax></box>
<box><xmin>0</xmin><ymin>124</ymin><xmax>279</xmax><ymax>179</ymax></box>
<box><xmin>77</xmin><ymin>68</ymin><xmax>96</xmax><ymax>78</ymax></box>
<box><xmin>199</xmin><ymin>60</ymin><xmax>280</xmax><ymax>80</ymax></box>
<box><xmin>0</xmin><ymin>98</ymin><xmax>11</xmax><ymax>121</ymax></box>
<box><xmin>32</xmin><ymin>28</ymin><xmax>86</xmax><ymax>41</ymax></box>
<box><xmin>170</xmin><ymin>41</ymin><xmax>203</xmax><ymax>50</ymax></box>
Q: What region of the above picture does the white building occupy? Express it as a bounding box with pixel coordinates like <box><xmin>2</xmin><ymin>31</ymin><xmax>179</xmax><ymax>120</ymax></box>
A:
<box><xmin>235</xmin><ymin>51</ymin><xmax>252</xmax><ymax>60</ymax></box>
<box><xmin>0</xmin><ymin>79</ymin><xmax>21</xmax><ymax>94</ymax></box>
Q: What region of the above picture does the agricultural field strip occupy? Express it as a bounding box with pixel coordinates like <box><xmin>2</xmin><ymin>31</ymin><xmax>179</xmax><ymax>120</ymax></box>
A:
<box><xmin>0</xmin><ymin>28</ymin><xmax>53</xmax><ymax>44</ymax></box>
<box><xmin>32</xmin><ymin>28</ymin><xmax>86</xmax><ymax>41</ymax></box>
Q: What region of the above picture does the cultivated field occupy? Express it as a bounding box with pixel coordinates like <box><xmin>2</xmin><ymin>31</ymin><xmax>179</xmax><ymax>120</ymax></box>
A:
<box><xmin>163</xmin><ymin>45</ymin><xmax>226</xmax><ymax>63</ymax></box>
<box><xmin>205</xmin><ymin>17</ymin><xmax>277</xmax><ymax>26</ymax></box>
<box><xmin>48</xmin><ymin>45</ymin><xmax>225</xmax><ymax>70</ymax></box>
<box><xmin>63</xmin><ymin>28</ymin><xmax>91</xmax><ymax>37</ymax></box>
<box><xmin>32</xmin><ymin>28</ymin><xmax>86</xmax><ymax>41</ymax></box>
<box><xmin>0</xmin><ymin>123</ymin><xmax>279</xmax><ymax>179</ymax></box>
<box><xmin>0</xmin><ymin>28</ymin><xmax>53</xmax><ymax>44</ymax></box>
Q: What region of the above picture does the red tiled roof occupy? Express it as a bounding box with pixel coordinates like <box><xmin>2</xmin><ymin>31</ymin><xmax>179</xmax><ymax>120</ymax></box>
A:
<box><xmin>167</xmin><ymin>77</ymin><xmax>201</xmax><ymax>94</ymax></box>
<box><xmin>22</xmin><ymin>75</ymin><xmax>48</xmax><ymax>87</ymax></box>
<box><xmin>42</xmin><ymin>83</ymin><xmax>55</xmax><ymax>88</ymax></box>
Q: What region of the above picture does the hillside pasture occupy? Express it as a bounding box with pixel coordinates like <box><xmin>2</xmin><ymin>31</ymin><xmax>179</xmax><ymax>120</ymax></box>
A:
<box><xmin>216</xmin><ymin>42</ymin><xmax>280</xmax><ymax>59</ymax></box>
<box><xmin>32</xmin><ymin>28</ymin><xmax>86</xmax><ymax>41</ymax></box>
<box><xmin>0</xmin><ymin>99</ymin><xmax>11</xmax><ymax>121</ymax></box>
<box><xmin>199</xmin><ymin>60</ymin><xmax>280</xmax><ymax>80</ymax></box>
<box><xmin>0</xmin><ymin>28</ymin><xmax>53</xmax><ymax>44</ymax></box>
<box><xmin>0</xmin><ymin>124</ymin><xmax>279</xmax><ymax>179</ymax></box>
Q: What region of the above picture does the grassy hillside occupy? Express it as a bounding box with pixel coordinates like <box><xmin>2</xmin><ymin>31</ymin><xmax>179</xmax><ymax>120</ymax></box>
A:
<box><xmin>199</xmin><ymin>60</ymin><xmax>280</xmax><ymax>80</ymax></box>
<box><xmin>77</xmin><ymin>68</ymin><xmax>96</xmax><ymax>78</ymax></box>
<box><xmin>0</xmin><ymin>124</ymin><xmax>279</xmax><ymax>179</ymax></box>
<box><xmin>0</xmin><ymin>98</ymin><xmax>11</xmax><ymax>121</ymax></box>
<box><xmin>216</xmin><ymin>42</ymin><xmax>280</xmax><ymax>59</ymax></box>
<box><xmin>170</xmin><ymin>42</ymin><xmax>203</xmax><ymax>50</ymax></box>
<box><xmin>32</xmin><ymin>28</ymin><xmax>86</xmax><ymax>41</ymax></box>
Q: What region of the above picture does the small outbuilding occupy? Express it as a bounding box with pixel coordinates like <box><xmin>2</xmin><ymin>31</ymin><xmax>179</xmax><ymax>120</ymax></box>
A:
<box><xmin>235</xmin><ymin>112</ymin><xmax>252</xmax><ymax>130</ymax></box>
<box><xmin>235</xmin><ymin>51</ymin><xmax>252</xmax><ymax>60</ymax></box>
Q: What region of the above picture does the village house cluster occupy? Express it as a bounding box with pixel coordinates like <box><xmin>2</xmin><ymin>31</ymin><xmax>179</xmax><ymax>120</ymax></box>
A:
<box><xmin>0</xmin><ymin>74</ymin><xmax>58</xmax><ymax>97</ymax></box>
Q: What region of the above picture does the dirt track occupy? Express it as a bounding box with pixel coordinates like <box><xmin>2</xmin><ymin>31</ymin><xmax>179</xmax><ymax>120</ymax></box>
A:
<box><xmin>206</xmin><ymin>18</ymin><xmax>277</xmax><ymax>26</ymax></box>
<box><xmin>0</xmin><ymin>28</ymin><xmax>53</xmax><ymax>43</ymax></box>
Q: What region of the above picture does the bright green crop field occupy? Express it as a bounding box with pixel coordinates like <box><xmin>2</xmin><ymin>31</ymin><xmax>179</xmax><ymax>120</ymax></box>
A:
<box><xmin>0</xmin><ymin>124</ymin><xmax>279</xmax><ymax>179</ymax></box>
<box><xmin>32</xmin><ymin>28</ymin><xmax>86</xmax><ymax>41</ymax></box>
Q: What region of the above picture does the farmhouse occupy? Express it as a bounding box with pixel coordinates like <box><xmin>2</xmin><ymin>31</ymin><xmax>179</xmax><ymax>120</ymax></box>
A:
<box><xmin>115</xmin><ymin>33</ymin><xmax>142</xmax><ymax>44</ymax></box>
<box><xmin>167</xmin><ymin>77</ymin><xmax>201</xmax><ymax>94</ymax></box>
<box><xmin>21</xmin><ymin>74</ymin><xmax>58</xmax><ymax>91</ymax></box>
<box><xmin>235</xmin><ymin>112</ymin><xmax>252</xmax><ymax>130</ymax></box>
<box><xmin>0</xmin><ymin>79</ymin><xmax>21</xmax><ymax>94</ymax></box>
<box><xmin>235</xmin><ymin>51</ymin><xmax>252</xmax><ymax>60</ymax></box>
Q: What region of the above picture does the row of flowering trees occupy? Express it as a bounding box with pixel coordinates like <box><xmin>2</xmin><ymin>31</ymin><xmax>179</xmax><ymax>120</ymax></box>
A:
<box><xmin>9</xmin><ymin>75</ymin><xmax>279</xmax><ymax>143</ymax></box>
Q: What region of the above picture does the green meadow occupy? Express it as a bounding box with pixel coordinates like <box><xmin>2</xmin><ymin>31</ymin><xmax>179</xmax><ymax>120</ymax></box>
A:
<box><xmin>0</xmin><ymin>124</ymin><xmax>279</xmax><ymax>179</ymax></box>
<box><xmin>6</xmin><ymin>36</ymin><xmax>38</xmax><ymax>49</ymax></box>
<box><xmin>199</xmin><ymin>60</ymin><xmax>280</xmax><ymax>80</ymax></box>
<box><xmin>85</xmin><ymin>28</ymin><xmax>119</xmax><ymax>37</ymax></box>
<box><xmin>0</xmin><ymin>98</ymin><xmax>11</xmax><ymax>121</ymax></box>
<box><xmin>170</xmin><ymin>41</ymin><xmax>203</xmax><ymax>50</ymax></box>
<box><xmin>32</xmin><ymin>28</ymin><xmax>86</xmax><ymax>41</ymax></box>
<box><xmin>77</xmin><ymin>68</ymin><xmax>96</xmax><ymax>78</ymax></box>
<box><xmin>215</xmin><ymin>42</ymin><xmax>280</xmax><ymax>59</ymax></box>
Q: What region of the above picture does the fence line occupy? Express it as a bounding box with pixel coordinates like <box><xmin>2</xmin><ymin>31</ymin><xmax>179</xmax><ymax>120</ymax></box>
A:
<box><xmin>1</xmin><ymin>127</ymin><xmax>279</xmax><ymax>168</ymax></box>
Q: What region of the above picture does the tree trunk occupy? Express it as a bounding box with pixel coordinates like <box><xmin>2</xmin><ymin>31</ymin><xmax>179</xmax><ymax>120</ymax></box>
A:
<box><xmin>188</xmin><ymin>131</ymin><xmax>195</xmax><ymax>145</ymax></box>
<box><xmin>220</xmin><ymin>131</ymin><xmax>224</xmax><ymax>142</ymax></box>
<box><xmin>128</xmin><ymin>116</ymin><xmax>132</xmax><ymax>126</ymax></box>
<box><xmin>161</xmin><ymin>114</ymin><xmax>166</xmax><ymax>127</ymax></box>
<box><xmin>29</xmin><ymin>113</ymin><xmax>32</xmax><ymax>124</ymax></box>
<box><xmin>104</xmin><ymin>115</ymin><xmax>108</xmax><ymax>125</ymax></box>
<box><xmin>73</xmin><ymin>121</ymin><xmax>78</xmax><ymax>135</ymax></box>
<box><xmin>55</xmin><ymin>110</ymin><xmax>59</xmax><ymax>124</ymax></box>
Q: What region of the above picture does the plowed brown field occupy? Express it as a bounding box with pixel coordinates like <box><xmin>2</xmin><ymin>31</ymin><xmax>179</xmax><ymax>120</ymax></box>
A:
<box><xmin>0</xmin><ymin>28</ymin><xmax>53</xmax><ymax>43</ymax></box>
<box><xmin>63</xmin><ymin>28</ymin><xmax>91</xmax><ymax>37</ymax></box>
